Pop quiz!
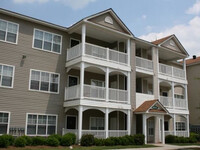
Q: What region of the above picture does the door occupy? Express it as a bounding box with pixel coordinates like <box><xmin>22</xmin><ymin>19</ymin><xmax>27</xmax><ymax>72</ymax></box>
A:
<box><xmin>147</xmin><ymin>119</ymin><xmax>155</xmax><ymax>143</ymax></box>
<box><xmin>66</xmin><ymin>116</ymin><xmax>77</xmax><ymax>129</ymax></box>
<box><xmin>68</xmin><ymin>76</ymin><xmax>78</xmax><ymax>87</ymax></box>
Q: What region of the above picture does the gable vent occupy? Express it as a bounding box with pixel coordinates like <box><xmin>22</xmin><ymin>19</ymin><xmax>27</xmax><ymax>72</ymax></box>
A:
<box><xmin>105</xmin><ymin>16</ymin><xmax>113</xmax><ymax>24</ymax></box>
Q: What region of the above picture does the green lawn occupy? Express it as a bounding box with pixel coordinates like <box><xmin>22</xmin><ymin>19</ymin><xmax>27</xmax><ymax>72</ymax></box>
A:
<box><xmin>2</xmin><ymin>145</ymin><xmax>156</xmax><ymax>150</ymax></box>
<box><xmin>170</xmin><ymin>143</ymin><xmax>200</xmax><ymax>146</ymax></box>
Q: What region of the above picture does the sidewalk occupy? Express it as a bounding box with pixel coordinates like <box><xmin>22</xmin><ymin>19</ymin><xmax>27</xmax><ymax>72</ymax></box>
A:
<box><xmin>119</xmin><ymin>144</ymin><xmax>200</xmax><ymax>150</ymax></box>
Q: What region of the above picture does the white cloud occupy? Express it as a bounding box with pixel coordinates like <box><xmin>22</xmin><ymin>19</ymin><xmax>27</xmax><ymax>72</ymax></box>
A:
<box><xmin>139</xmin><ymin>16</ymin><xmax>200</xmax><ymax>56</ymax></box>
<box><xmin>142</xmin><ymin>15</ymin><xmax>147</xmax><ymax>19</ymax></box>
<box><xmin>186</xmin><ymin>0</ymin><xmax>200</xmax><ymax>15</ymax></box>
<box><xmin>13</xmin><ymin>0</ymin><xmax>96</xmax><ymax>10</ymax></box>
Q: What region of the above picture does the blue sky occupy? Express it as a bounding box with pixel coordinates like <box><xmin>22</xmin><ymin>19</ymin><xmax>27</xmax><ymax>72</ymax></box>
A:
<box><xmin>1</xmin><ymin>0</ymin><xmax>200</xmax><ymax>56</ymax></box>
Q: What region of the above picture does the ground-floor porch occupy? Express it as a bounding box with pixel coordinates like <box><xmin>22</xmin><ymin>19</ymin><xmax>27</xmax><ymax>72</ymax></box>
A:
<box><xmin>62</xmin><ymin>106</ymin><xmax>131</xmax><ymax>140</ymax></box>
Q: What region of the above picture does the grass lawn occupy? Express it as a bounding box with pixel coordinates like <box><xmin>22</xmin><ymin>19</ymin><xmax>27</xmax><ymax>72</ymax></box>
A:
<box><xmin>1</xmin><ymin>144</ymin><xmax>156</xmax><ymax>150</ymax></box>
<box><xmin>170</xmin><ymin>143</ymin><xmax>200</xmax><ymax>146</ymax></box>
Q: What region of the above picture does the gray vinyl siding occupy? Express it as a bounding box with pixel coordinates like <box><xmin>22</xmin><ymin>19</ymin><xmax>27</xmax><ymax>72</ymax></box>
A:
<box><xmin>0</xmin><ymin>13</ymin><xmax>69</xmax><ymax>134</ymax></box>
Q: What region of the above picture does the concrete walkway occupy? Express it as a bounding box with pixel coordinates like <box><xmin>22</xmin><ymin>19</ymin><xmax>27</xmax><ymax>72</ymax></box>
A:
<box><xmin>119</xmin><ymin>144</ymin><xmax>200</xmax><ymax>150</ymax></box>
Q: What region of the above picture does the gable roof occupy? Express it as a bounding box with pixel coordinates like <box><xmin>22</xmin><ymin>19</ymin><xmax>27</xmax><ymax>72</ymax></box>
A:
<box><xmin>186</xmin><ymin>56</ymin><xmax>200</xmax><ymax>66</ymax></box>
<box><xmin>134</xmin><ymin>99</ymin><xmax>168</xmax><ymax>114</ymax></box>
<box><xmin>152</xmin><ymin>35</ymin><xmax>172</xmax><ymax>45</ymax></box>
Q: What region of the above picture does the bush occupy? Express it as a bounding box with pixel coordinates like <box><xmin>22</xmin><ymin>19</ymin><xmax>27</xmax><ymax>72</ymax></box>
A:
<box><xmin>2</xmin><ymin>135</ymin><xmax>15</xmax><ymax>146</ymax></box>
<box><xmin>125</xmin><ymin>135</ymin><xmax>135</xmax><ymax>145</ymax></box>
<box><xmin>165</xmin><ymin>135</ymin><xmax>176</xmax><ymax>143</ymax></box>
<box><xmin>119</xmin><ymin>136</ymin><xmax>130</xmax><ymax>145</ymax></box>
<box><xmin>46</xmin><ymin>137</ymin><xmax>59</xmax><ymax>147</ymax></box>
<box><xmin>133</xmin><ymin>134</ymin><xmax>144</xmax><ymax>145</ymax></box>
<box><xmin>190</xmin><ymin>132</ymin><xmax>200</xmax><ymax>142</ymax></box>
<box><xmin>32</xmin><ymin>136</ymin><xmax>46</xmax><ymax>146</ymax></box>
<box><xmin>61</xmin><ymin>133</ymin><xmax>76</xmax><ymax>146</ymax></box>
<box><xmin>104</xmin><ymin>137</ymin><xmax>115</xmax><ymax>146</ymax></box>
<box><xmin>80</xmin><ymin>134</ymin><xmax>94</xmax><ymax>146</ymax></box>
<box><xmin>21</xmin><ymin>136</ymin><xmax>32</xmax><ymax>146</ymax></box>
<box><xmin>48</xmin><ymin>134</ymin><xmax>62</xmax><ymax>143</ymax></box>
<box><xmin>14</xmin><ymin>137</ymin><xmax>26</xmax><ymax>147</ymax></box>
<box><xmin>0</xmin><ymin>135</ymin><xmax>9</xmax><ymax>148</ymax></box>
<box><xmin>94</xmin><ymin>138</ymin><xmax>105</xmax><ymax>146</ymax></box>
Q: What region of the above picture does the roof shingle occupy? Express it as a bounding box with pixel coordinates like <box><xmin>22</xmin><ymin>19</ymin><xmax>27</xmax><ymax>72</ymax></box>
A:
<box><xmin>186</xmin><ymin>56</ymin><xmax>200</xmax><ymax>65</ymax></box>
<box><xmin>134</xmin><ymin>100</ymin><xmax>158</xmax><ymax>112</ymax></box>
<box><xmin>151</xmin><ymin>35</ymin><xmax>173</xmax><ymax>45</ymax></box>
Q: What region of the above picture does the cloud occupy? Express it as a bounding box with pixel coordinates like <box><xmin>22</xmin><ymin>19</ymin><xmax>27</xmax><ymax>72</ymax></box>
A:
<box><xmin>186</xmin><ymin>0</ymin><xmax>200</xmax><ymax>15</ymax></box>
<box><xmin>142</xmin><ymin>15</ymin><xmax>147</xmax><ymax>19</ymax></box>
<box><xmin>139</xmin><ymin>16</ymin><xmax>200</xmax><ymax>56</ymax></box>
<box><xmin>13</xmin><ymin>0</ymin><xmax>96</xmax><ymax>10</ymax></box>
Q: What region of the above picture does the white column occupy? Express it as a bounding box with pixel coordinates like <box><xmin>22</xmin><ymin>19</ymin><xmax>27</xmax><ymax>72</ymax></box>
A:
<box><xmin>173</xmin><ymin>114</ymin><xmax>176</xmax><ymax>136</ymax></box>
<box><xmin>127</xmin><ymin>38</ymin><xmax>130</xmax><ymax>66</ymax></box>
<box><xmin>82</xmin><ymin>24</ymin><xmax>86</xmax><ymax>55</ymax></box>
<box><xmin>183</xmin><ymin>58</ymin><xmax>187</xmax><ymax>79</ymax></box>
<box><xmin>143</xmin><ymin>114</ymin><xmax>147</xmax><ymax>144</ymax></box>
<box><xmin>105</xmin><ymin>108</ymin><xmax>109</xmax><ymax>138</ymax></box>
<box><xmin>127</xmin><ymin>72</ymin><xmax>131</xmax><ymax>104</ymax></box>
<box><xmin>187</xmin><ymin>114</ymin><xmax>190</xmax><ymax>137</ymax></box>
<box><xmin>127</xmin><ymin>109</ymin><xmax>131</xmax><ymax>135</ymax></box>
<box><xmin>172</xmin><ymin>82</ymin><xmax>175</xmax><ymax>109</ymax></box>
<box><xmin>162</xmin><ymin>115</ymin><xmax>165</xmax><ymax>144</ymax></box>
<box><xmin>80</xmin><ymin>62</ymin><xmax>85</xmax><ymax>99</ymax></box>
<box><xmin>78</xmin><ymin>106</ymin><xmax>83</xmax><ymax>141</ymax></box>
<box><xmin>106</xmin><ymin>67</ymin><xmax>109</xmax><ymax>102</ymax></box>
<box><xmin>184</xmin><ymin>84</ymin><xmax>188</xmax><ymax>110</ymax></box>
<box><xmin>152</xmin><ymin>47</ymin><xmax>159</xmax><ymax>99</ymax></box>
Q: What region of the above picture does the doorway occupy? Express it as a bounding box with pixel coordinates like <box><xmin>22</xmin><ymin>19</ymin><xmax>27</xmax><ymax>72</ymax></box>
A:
<box><xmin>66</xmin><ymin>115</ymin><xmax>77</xmax><ymax>129</ymax></box>
<box><xmin>147</xmin><ymin>117</ymin><xmax>155</xmax><ymax>143</ymax></box>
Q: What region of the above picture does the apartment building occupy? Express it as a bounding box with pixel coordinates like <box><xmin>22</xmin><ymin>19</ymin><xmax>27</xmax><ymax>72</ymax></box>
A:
<box><xmin>0</xmin><ymin>8</ymin><xmax>189</xmax><ymax>144</ymax></box>
<box><xmin>185</xmin><ymin>56</ymin><xmax>200</xmax><ymax>134</ymax></box>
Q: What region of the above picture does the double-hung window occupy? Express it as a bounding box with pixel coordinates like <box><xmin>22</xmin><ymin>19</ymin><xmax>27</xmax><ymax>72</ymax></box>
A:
<box><xmin>0</xmin><ymin>19</ymin><xmax>19</xmax><ymax>44</ymax></box>
<box><xmin>33</xmin><ymin>29</ymin><xmax>62</xmax><ymax>54</ymax></box>
<box><xmin>0</xmin><ymin>64</ymin><xmax>14</xmax><ymax>88</ymax></box>
<box><xmin>0</xmin><ymin>112</ymin><xmax>10</xmax><ymax>135</ymax></box>
<box><xmin>30</xmin><ymin>69</ymin><xmax>59</xmax><ymax>93</ymax></box>
<box><xmin>26</xmin><ymin>113</ymin><xmax>57</xmax><ymax>136</ymax></box>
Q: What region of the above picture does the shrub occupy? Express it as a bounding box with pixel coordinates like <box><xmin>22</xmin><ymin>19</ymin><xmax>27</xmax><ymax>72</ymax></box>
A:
<box><xmin>119</xmin><ymin>136</ymin><xmax>130</xmax><ymax>145</ymax></box>
<box><xmin>0</xmin><ymin>135</ymin><xmax>9</xmax><ymax>148</ymax></box>
<box><xmin>94</xmin><ymin>138</ymin><xmax>105</xmax><ymax>146</ymax></box>
<box><xmin>165</xmin><ymin>135</ymin><xmax>176</xmax><ymax>143</ymax></box>
<box><xmin>190</xmin><ymin>132</ymin><xmax>200</xmax><ymax>142</ymax></box>
<box><xmin>125</xmin><ymin>135</ymin><xmax>135</xmax><ymax>145</ymax></box>
<box><xmin>14</xmin><ymin>137</ymin><xmax>26</xmax><ymax>147</ymax></box>
<box><xmin>104</xmin><ymin>137</ymin><xmax>115</xmax><ymax>146</ymax></box>
<box><xmin>21</xmin><ymin>136</ymin><xmax>32</xmax><ymax>146</ymax></box>
<box><xmin>2</xmin><ymin>135</ymin><xmax>15</xmax><ymax>146</ymax></box>
<box><xmin>80</xmin><ymin>134</ymin><xmax>94</xmax><ymax>146</ymax></box>
<box><xmin>61</xmin><ymin>133</ymin><xmax>76</xmax><ymax>146</ymax></box>
<box><xmin>32</xmin><ymin>136</ymin><xmax>46</xmax><ymax>146</ymax></box>
<box><xmin>46</xmin><ymin>137</ymin><xmax>59</xmax><ymax>147</ymax></box>
<box><xmin>49</xmin><ymin>134</ymin><xmax>62</xmax><ymax>143</ymax></box>
<box><xmin>133</xmin><ymin>134</ymin><xmax>145</xmax><ymax>145</ymax></box>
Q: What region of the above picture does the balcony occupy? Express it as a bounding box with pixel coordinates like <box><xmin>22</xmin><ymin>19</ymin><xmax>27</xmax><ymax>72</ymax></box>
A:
<box><xmin>164</xmin><ymin>131</ymin><xmax>188</xmax><ymax>137</ymax></box>
<box><xmin>159</xmin><ymin>96</ymin><xmax>187</xmax><ymax>109</ymax></box>
<box><xmin>67</xmin><ymin>43</ymin><xmax>128</xmax><ymax>65</ymax></box>
<box><xmin>159</xmin><ymin>63</ymin><xmax>185</xmax><ymax>79</ymax></box>
<box><xmin>160</xmin><ymin>96</ymin><xmax>173</xmax><ymax>108</ymax></box>
<box><xmin>65</xmin><ymin>84</ymin><xmax>128</xmax><ymax>104</ymax></box>
<box><xmin>136</xmin><ymin>56</ymin><xmax>153</xmax><ymax>71</ymax></box>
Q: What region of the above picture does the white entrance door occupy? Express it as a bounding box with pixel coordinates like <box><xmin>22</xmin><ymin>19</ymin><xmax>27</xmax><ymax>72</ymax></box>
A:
<box><xmin>147</xmin><ymin>119</ymin><xmax>154</xmax><ymax>143</ymax></box>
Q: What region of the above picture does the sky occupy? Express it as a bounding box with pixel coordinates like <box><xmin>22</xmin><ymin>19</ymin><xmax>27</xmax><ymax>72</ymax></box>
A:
<box><xmin>1</xmin><ymin>0</ymin><xmax>200</xmax><ymax>57</ymax></box>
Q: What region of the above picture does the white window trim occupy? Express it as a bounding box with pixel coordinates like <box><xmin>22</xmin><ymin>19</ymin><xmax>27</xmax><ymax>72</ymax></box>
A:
<box><xmin>89</xmin><ymin>117</ymin><xmax>104</xmax><ymax>130</ymax></box>
<box><xmin>68</xmin><ymin>75</ymin><xmax>79</xmax><ymax>87</ymax></box>
<box><xmin>25</xmin><ymin>113</ymin><xmax>58</xmax><ymax>136</ymax></box>
<box><xmin>66</xmin><ymin>115</ymin><xmax>77</xmax><ymax>129</ymax></box>
<box><xmin>32</xmin><ymin>28</ymin><xmax>62</xmax><ymax>55</ymax></box>
<box><xmin>0</xmin><ymin>111</ymin><xmax>11</xmax><ymax>135</ymax></box>
<box><xmin>70</xmin><ymin>38</ymin><xmax>80</xmax><ymax>48</ymax></box>
<box><xmin>0</xmin><ymin>63</ymin><xmax>15</xmax><ymax>89</ymax></box>
<box><xmin>0</xmin><ymin>19</ymin><xmax>19</xmax><ymax>45</ymax></box>
<box><xmin>91</xmin><ymin>79</ymin><xmax>105</xmax><ymax>87</ymax></box>
<box><xmin>29</xmin><ymin>69</ymin><xmax>60</xmax><ymax>94</ymax></box>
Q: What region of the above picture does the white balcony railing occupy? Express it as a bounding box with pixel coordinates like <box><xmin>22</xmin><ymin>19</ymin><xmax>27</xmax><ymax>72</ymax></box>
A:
<box><xmin>176</xmin><ymin>131</ymin><xmax>188</xmax><ymax>137</ymax></box>
<box><xmin>159</xmin><ymin>63</ymin><xmax>185</xmax><ymax>79</ymax></box>
<box><xmin>160</xmin><ymin>96</ymin><xmax>173</xmax><ymax>108</ymax></box>
<box><xmin>175</xmin><ymin>98</ymin><xmax>187</xmax><ymax>109</ymax></box>
<box><xmin>108</xmin><ymin>130</ymin><xmax>128</xmax><ymax>137</ymax></box>
<box><xmin>84</xmin><ymin>85</ymin><xmax>106</xmax><ymax>100</ymax></box>
<box><xmin>67</xmin><ymin>43</ymin><xmax>128</xmax><ymax>65</ymax></box>
<box><xmin>136</xmin><ymin>56</ymin><xmax>153</xmax><ymax>71</ymax></box>
<box><xmin>82</xmin><ymin>130</ymin><xmax>106</xmax><ymax>139</ymax></box>
<box><xmin>109</xmin><ymin>88</ymin><xmax>128</xmax><ymax>103</ymax></box>
<box><xmin>65</xmin><ymin>85</ymin><xmax>80</xmax><ymax>100</ymax></box>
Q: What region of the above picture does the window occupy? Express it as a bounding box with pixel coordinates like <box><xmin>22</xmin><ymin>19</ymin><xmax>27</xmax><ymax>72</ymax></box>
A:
<box><xmin>0</xmin><ymin>19</ymin><xmax>19</xmax><ymax>44</ymax></box>
<box><xmin>70</xmin><ymin>38</ymin><xmax>80</xmax><ymax>48</ymax></box>
<box><xmin>164</xmin><ymin>121</ymin><xmax>169</xmax><ymax>131</ymax></box>
<box><xmin>90</xmin><ymin>117</ymin><xmax>104</xmax><ymax>130</ymax></box>
<box><xmin>33</xmin><ymin>29</ymin><xmax>62</xmax><ymax>54</ymax></box>
<box><xmin>68</xmin><ymin>76</ymin><xmax>79</xmax><ymax>87</ymax></box>
<box><xmin>0</xmin><ymin>64</ymin><xmax>14</xmax><ymax>88</ymax></box>
<box><xmin>26</xmin><ymin>113</ymin><xmax>57</xmax><ymax>136</ymax></box>
<box><xmin>176</xmin><ymin>122</ymin><xmax>186</xmax><ymax>131</ymax></box>
<box><xmin>30</xmin><ymin>69</ymin><xmax>59</xmax><ymax>93</ymax></box>
<box><xmin>0</xmin><ymin>112</ymin><xmax>10</xmax><ymax>135</ymax></box>
<box><xmin>91</xmin><ymin>79</ymin><xmax>105</xmax><ymax>87</ymax></box>
<box><xmin>174</xmin><ymin>94</ymin><xmax>184</xmax><ymax>99</ymax></box>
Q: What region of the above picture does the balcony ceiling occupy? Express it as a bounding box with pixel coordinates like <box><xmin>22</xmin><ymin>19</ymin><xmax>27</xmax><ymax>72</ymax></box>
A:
<box><xmin>159</xmin><ymin>48</ymin><xmax>185</xmax><ymax>61</ymax></box>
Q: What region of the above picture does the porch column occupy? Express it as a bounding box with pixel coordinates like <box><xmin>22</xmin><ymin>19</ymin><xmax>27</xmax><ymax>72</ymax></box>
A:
<box><xmin>173</xmin><ymin>114</ymin><xmax>176</xmax><ymax>136</ymax></box>
<box><xmin>78</xmin><ymin>106</ymin><xmax>83</xmax><ymax>141</ymax></box>
<box><xmin>186</xmin><ymin>114</ymin><xmax>190</xmax><ymax>137</ymax></box>
<box><xmin>152</xmin><ymin>47</ymin><xmax>159</xmax><ymax>99</ymax></box>
<box><xmin>143</xmin><ymin>114</ymin><xmax>147</xmax><ymax>144</ymax></box>
<box><xmin>184</xmin><ymin>84</ymin><xmax>188</xmax><ymax>110</ymax></box>
<box><xmin>82</xmin><ymin>24</ymin><xmax>86</xmax><ymax>55</ymax></box>
<box><xmin>162</xmin><ymin>115</ymin><xmax>165</xmax><ymax>144</ymax></box>
<box><xmin>183</xmin><ymin>58</ymin><xmax>187</xmax><ymax>79</ymax></box>
<box><xmin>105</xmin><ymin>108</ymin><xmax>109</xmax><ymax>138</ymax></box>
<box><xmin>106</xmin><ymin>67</ymin><xmax>109</xmax><ymax>102</ymax></box>
<box><xmin>80</xmin><ymin>62</ymin><xmax>85</xmax><ymax>99</ymax></box>
<box><xmin>172</xmin><ymin>82</ymin><xmax>175</xmax><ymax>109</ymax></box>
<box><xmin>127</xmin><ymin>72</ymin><xmax>131</xmax><ymax>104</ymax></box>
<box><xmin>127</xmin><ymin>38</ymin><xmax>130</xmax><ymax>66</ymax></box>
<box><xmin>127</xmin><ymin>109</ymin><xmax>131</xmax><ymax>135</ymax></box>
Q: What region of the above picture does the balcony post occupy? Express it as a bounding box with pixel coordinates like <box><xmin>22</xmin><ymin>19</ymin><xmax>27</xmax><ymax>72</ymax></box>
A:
<box><xmin>152</xmin><ymin>47</ymin><xmax>159</xmax><ymax>99</ymax></box>
<box><xmin>173</xmin><ymin>114</ymin><xmax>176</xmax><ymax>136</ymax></box>
<box><xmin>127</xmin><ymin>38</ymin><xmax>130</xmax><ymax>65</ymax></box>
<box><xmin>82</xmin><ymin>24</ymin><xmax>86</xmax><ymax>55</ymax></box>
<box><xmin>105</xmin><ymin>108</ymin><xmax>109</xmax><ymax>138</ymax></box>
<box><xmin>127</xmin><ymin>109</ymin><xmax>131</xmax><ymax>135</ymax></box>
<box><xmin>183</xmin><ymin>58</ymin><xmax>187</xmax><ymax>79</ymax></box>
<box><xmin>162</xmin><ymin>115</ymin><xmax>165</xmax><ymax>144</ymax></box>
<box><xmin>107</xmin><ymin>48</ymin><xmax>109</xmax><ymax>61</ymax></box>
<box><xmin>184</xmin><ymin>84</ymin><xmax>188</xmax><ymax>110</ymax></box>
<box><xmin>106</xmin><ymin>67</ymin><xmax>109</xmax><ymax>102</ymax></box>
<box><xmin>127</xmin><ymin>72</ymin><xmax>130</xmax><ymax>104</ymax></box>
<box><xmin>80</xmin><ymin>62</ymin><xmax>85</xmax><ymax>99</ymax></box>
<box><xmin>78</xmin><ymin>106</ymin><xmax>83</xmax><ymax>141</ymax></box>
<box><xmin>142</xmin><ymin>114</ymin><xmax>147</xmax><ymax>144</ymax></box>
<box><xmin>172</xmin><ymin>82</ymin><xmax>175</xmax><ymax>109</ymax></box>
<box><xmin>186</xmin><ymin>114</ymin><xmax>189</xmax><ymax>137</ymax></box>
